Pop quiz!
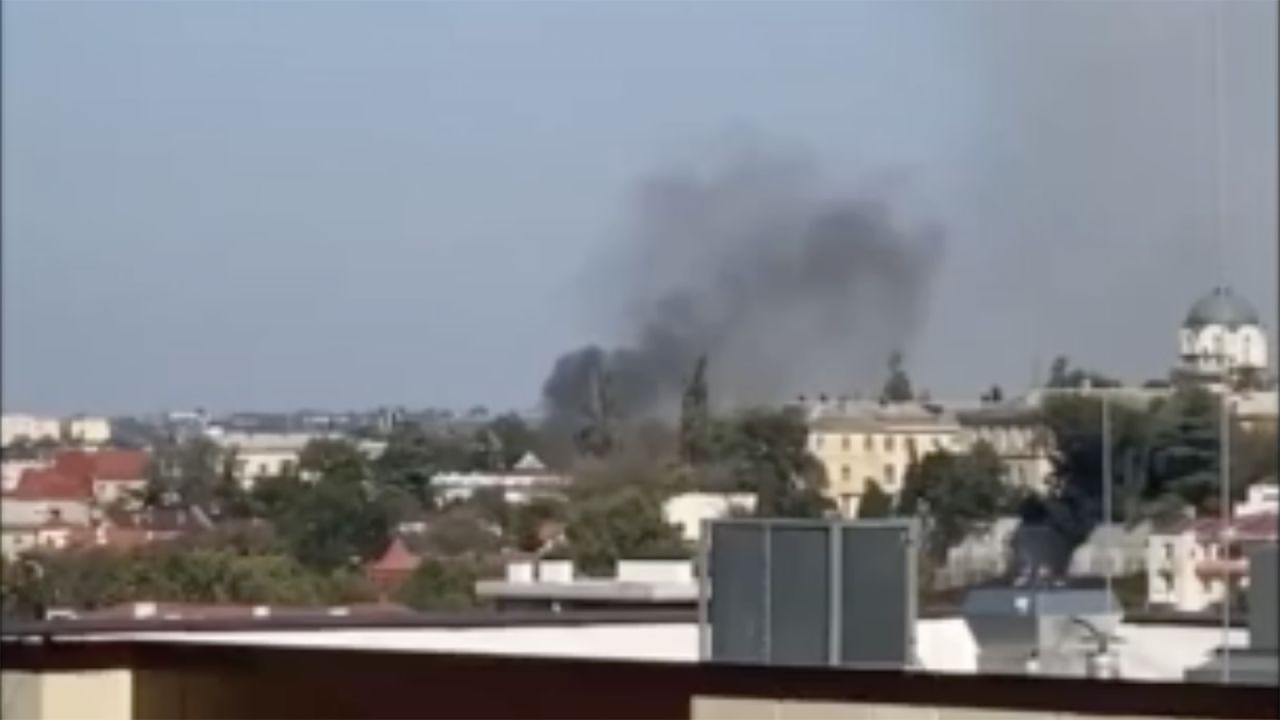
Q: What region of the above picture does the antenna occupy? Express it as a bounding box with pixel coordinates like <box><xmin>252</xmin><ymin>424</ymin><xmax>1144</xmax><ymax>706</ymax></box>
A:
<box><xmin>1210</xmin><ymin>0</ymin><xmax>1229</xmax><ymax>285</ymax></box>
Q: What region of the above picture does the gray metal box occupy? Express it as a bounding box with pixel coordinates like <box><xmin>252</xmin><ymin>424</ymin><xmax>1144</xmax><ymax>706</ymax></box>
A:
<box><xmin>700</xmin><ymin>518</ymin><xmax>918</xmax><ymax>669</ymax></box>
<box><xmin>1249</xmin><ymin>543</ymin><xmax>1277</xmax><ymax>652</ymax></box>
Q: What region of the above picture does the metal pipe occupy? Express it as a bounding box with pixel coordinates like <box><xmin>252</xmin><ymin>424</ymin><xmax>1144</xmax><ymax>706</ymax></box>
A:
<box><xmin>1221</xmin><ymin>390</ymin><xmax>1232</xmax><ymax>683</ymax></box>
<box><xmin>1102</xmin><ymin>395</ymin><xmax>1113</xmax><ymax>613</ymax></box>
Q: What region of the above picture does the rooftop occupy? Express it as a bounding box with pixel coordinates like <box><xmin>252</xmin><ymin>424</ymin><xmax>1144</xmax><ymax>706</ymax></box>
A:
<box><xmin>1185</xmin><ymin>286</ymin><xmax>1262</xmax><ymax>330</ymax></box>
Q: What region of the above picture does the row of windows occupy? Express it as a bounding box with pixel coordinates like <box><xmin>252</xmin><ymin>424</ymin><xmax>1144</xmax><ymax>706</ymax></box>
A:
<box><xmin>837</xmin><ymin>463</ymin><xmax>897</xmax><ymax>487</ymax></box>
<box><xmin>814</xmin><ymin>434</ymin><xmax>946</xmax><ymax>454</ymax></box>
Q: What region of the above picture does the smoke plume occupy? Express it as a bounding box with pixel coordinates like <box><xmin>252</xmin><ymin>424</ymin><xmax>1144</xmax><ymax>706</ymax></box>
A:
<box><xmin>542</xmin><ymin>143</ymin><xmax>945</xmax><ymax>427</ymax></box>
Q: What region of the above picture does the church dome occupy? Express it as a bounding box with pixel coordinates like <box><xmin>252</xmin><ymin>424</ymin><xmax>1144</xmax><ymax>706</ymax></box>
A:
<box><xmin>1184</xmin><ymin>286</ymin><xmax>1260</xmax><ymax>329</ymax></box>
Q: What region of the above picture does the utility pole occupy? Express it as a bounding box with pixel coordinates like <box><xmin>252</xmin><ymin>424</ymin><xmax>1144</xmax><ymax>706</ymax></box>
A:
<box><xmin>1101</xmin><ymin>393</ymin><xmax>1113</xmax><ymax>613</ymax></box>
<box><xmin>1220</xmin><ymin>389</ymin><xmax>1232</xmax><ymax>684</ymax></box>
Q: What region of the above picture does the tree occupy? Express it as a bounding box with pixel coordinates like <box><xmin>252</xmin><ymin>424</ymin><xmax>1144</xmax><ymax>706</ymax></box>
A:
<box><xmin>563</xmin><ymin>486</ymin><xmax>687</xmax><ymax>576</ymax></box>
<box><xmin>897</xmin><ymin>443</ymin><xmax>1021</xmax><ymax>565</ymax></box>
<box><xmin>679</xmin><ymin>354</ymin><xmax>712</xmax><ymax>466</ymax></box>
<box><xmin>716</xmin><ymin>408</ymin><xmax>833</xmax><ymax>518</ymax></box>
<box><xmin>507</xmin><ymin>497</ymin><xmax>566</xmax><ymax>552</ymax></box>
<box><xmin>144</xmin><ymin>436</ymin><xmax>223</xmax><ymax>510</ymax></box>
<box><xmin>857</xmin><ymin>481</ymin><xmax>893</xmax><ymax>519</ymax></box>
<box><xmin>394</xmin><ymin>558</ymin><xmax>482</xmax><ymax>611</ymax></box>
<box><xmin>1145</xmin><ymin>388</ymin><xmax>1222</xmax><ymax>514</ymax></box>
<box><xmin>1040</xmin><ymin>393</ymin><xmax>1152</xmax><ymax>524</ymax></box>
<box><xmin>298</xmin><ymin>438</ymin><xmax>369</xmax><ymax>484</ymax></box>
<box><xmin>1044</xmin><ymin>355</ymin><xmax>1121</xmax><ymax>390</ymax></box>
<box><xmin>880</xmin><ymin>351</ymin><xmax>914</xmax><ymax>403</ymax></box>
<box><xmin>487</xmin><ymin>413</ymin><xmax>537</xmax><ymax>469</ymax></box>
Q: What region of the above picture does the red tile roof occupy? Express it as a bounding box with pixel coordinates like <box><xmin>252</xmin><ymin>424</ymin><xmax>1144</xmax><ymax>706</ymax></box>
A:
<box><xmin>52</xmin><ymin>451</ymin><xmax>97</xmax><ymax>481</ymax></box>
<box><xmin>52</xmin><ymin>448</ymin><xmax>149</xmax><ymax>483</ymax></box>
<box><xmin>367</xmin><ymin>537</ymin><xmax>420</xmax><ymax>574</ymax></box>
<box><xmin>93</xmin><ymin>449</ymin><xmax>148</xmax><ymax>481</ymax></box>
<box><xmin>9</xmin><ymin>468</ymin><xmax>93</xmax><ymax>500</ymax></box>
<box><xmin>1184</xmin><ymin>512</ymin><xmax>1278</xmax><ymax>543</ymax></box>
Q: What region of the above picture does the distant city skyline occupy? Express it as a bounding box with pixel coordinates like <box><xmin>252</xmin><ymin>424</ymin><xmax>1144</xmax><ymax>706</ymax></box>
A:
<box><xmin>4</xmin><ymin>1</ymin><xmax>1276</xmax><ymax>415</ymax></box>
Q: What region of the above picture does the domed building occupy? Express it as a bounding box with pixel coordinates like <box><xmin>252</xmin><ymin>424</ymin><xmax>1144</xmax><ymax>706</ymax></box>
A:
<box><xmin>1176</xmin><ymin>286</ymin><xmax>1269</xmax><ymax>387</ymax></box>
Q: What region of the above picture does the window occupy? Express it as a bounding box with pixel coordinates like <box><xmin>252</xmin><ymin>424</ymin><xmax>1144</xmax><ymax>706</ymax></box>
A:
<box><xmin>864</xmin><ymin>435</ymin><xmax>874</xmax><ymax>451</ymax></box>
<box><xmin>932</xmin><ymin>437</ymin><xmax>942</xmax><ymax>450</ymax></box>
<box><xmin>884</xmin><ymin>435</ymin><xmax>895</xmax><ymax>452</ymax></box>
<box><xmin>905</xmin><ymin>437</ymin><xmax>917</xmax><ymax>456</ymax></box>
<box><xmin>841</xmin><ymin>435</ymin><xmax>851</xmax><ymax>451</ymax></box>
<box><xmin>883</xmin><ymin>464</ymin><xmax>895</xmax><ymax>486</ymax></box>
<box><xmin>840</xmin><ymin>465</ymin><xmax>851</xmax><ymax>482</ymax></box>
<box><xmin>813</xmin><ymin>434</ymin><xmax>824</xmax><ymax>450</ymax></box>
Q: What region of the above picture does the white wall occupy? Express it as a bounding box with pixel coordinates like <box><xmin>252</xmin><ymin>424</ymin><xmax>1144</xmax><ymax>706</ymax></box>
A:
<box><xmin>663</xmin><ymin>493</ymin><xmax>756</xmax><ymax>542</ymax></box>
<box><xmin>1</xmin><ymin>415</ymin><xmax>61</xmax><ymax>447</ymax></box>
<box><xmin>69</xmin><ymin>620</ymin><xmax>1242</xmax><ymax>682</ymax></box>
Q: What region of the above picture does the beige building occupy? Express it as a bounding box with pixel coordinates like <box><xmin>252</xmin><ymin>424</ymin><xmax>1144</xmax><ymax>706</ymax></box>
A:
<box><xmin>0</xmin><ymin>414</ymin><xmax>61</xmax><ymax>447</ymax></box>
<box><xmin>806</xmin><ymin>398</ymin><xmax>1054</xmax><ymax>516</ymax></box>
<box><xmin>955</xmin><ymin>405</ymin><xmax>1054</xmax><ymax>493</ymax></box>
<box><xmin>63</xmin><ymin>416</ymin><xmax>112</xmax><ymax>446</ymax></box>
<box><xmin>806</xmin><ymin>400</ymin><xmax>963</xmax><ymax>516</ymax></box>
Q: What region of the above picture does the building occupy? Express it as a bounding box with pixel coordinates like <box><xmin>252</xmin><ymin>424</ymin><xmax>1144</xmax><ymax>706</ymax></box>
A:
<box><xmin>2</xmin><ymin>459</ymin><xmax>50</xmax><ymax>493</ymax></box>
<box><xmin>62</xmin><ymin>416</ymin><xmax>111</xmax><ymax>446</ymax></box>
<box><xmin>955</xmin><ymin>402</ymin><xmax>1054</xmax><ymax>493</ymax></box>
<box><xmin>1</xmin><ymin>468</ymin><xmax>94</xmax><ymax>558</ymax></box>
<box><xmin>806</xmin><ymin>398</ymin><xmax>1049</xmax><ymax>516</ymax></box>
<box><xmin>209</xmin><ymin>431</ymin><xmax>387</xmax><ymax>488</ymax></box>
<box><xmin>806</xmin><ymin>399</ymin><xmax>963</xmax><ymax>515</ymax></box>
<box><xmin>663</xmin><ymin>492</ymin><xmax>756</xmax><ymax>543</ymax></box>
<box><xmin>1176</xmin><ymin>286</ymin><xmax>1269</xmax><ymax>388</ymax></box>
<box><xmin>209</xmin><ymin>431</ymin><xmax>311</xmax><ymax>488</ymax></box>
<box><xmin>0</xmin><ymin>414</ymin><xmax>61</xmax><ymax>447</ymax></box>
<box><xmin>1</xmin><ymin>612</ymin><xmax>1270</xmax><ymax>719</ymax></box>
<box><xmin>365</xmin><ymin>536</ymin><xmax>421</xmax><ymax>594</ymax></box>
<box><xmin>476</xmin><ymin>558</ymin><xmax>699</xmax><ymax>612</ymax></box>
<box><xmin>433</xmin><ymin>452</ymin><xmax>570</xmax><ymax>505</ymax></box>
<box><xmin>83</xmin><ymin>449</ymin><xmax>149</xmax><ymax>506</ymax></box>
<box><xmin>1146</xmin><ymin>489</ymin><xmax>1278</xmax><ymax>613</ymax></box>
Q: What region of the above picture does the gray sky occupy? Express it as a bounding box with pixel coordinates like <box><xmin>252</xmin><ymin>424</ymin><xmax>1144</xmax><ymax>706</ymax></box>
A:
<box><xmin>3</xmin><ymin>1</ymin><xmax>1275</xmax><ymax>415</ymax></box>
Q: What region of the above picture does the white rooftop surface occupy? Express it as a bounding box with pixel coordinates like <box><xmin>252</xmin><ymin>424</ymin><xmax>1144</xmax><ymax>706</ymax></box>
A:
<box><xmin>68</xmin><ymin>619</ymin><xmax>1245</xmax><ymax>682</ymax></box>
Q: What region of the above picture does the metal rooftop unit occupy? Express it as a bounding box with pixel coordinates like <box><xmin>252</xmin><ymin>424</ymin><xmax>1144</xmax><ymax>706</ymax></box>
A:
<box><xmin>699</xmin><ymin>518</ymin><xmax>918</xmax><ymax>669</ymax></box>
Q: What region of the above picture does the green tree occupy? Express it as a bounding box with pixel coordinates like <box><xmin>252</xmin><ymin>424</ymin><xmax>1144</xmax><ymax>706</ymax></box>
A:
<box><xmin>716</xmin><ymin>408</ymin><xmax>833</xmax><ymax>518</ymax></box>
<box><xmin>487</xmin><ymin>413</ymin><xmax>537</xmax><ymax>469</ymax></box>
<box><xmin>679</xmin><ymin>354</ymin><xmax>712</xmax><ymax>466</ymax></box>
<box><xmin>1145</xmin><ymin>388</ymin><xmax>1222</xmax><ymax>514</ymax></box>
<box><xmin>563</xmin><ymin>486</ymin><xmax>687</xmax><ymax>576</ymax></box>
<box><xmin>897</xmin><ymin>443</ymin><xmax>1020</xmax><ymax>564</ymax></box>
<box><xmin>857</xmin><ymin>480</ymin><xmax>894</xmax><ymax>519</ymax></box>
<box><xmin>298</xmin><ymin>438</ymin><xmax>369</xmax><ymax>483</ymax></box>
<box><xmin>144</xmin><ymin>436</ymin><xmax>223</xmax><ymax>510</ymax></box>
<box><xmin>880</xmin><ymin>351</ymin><xmax>914</xmax><ymax>403</ymax></box>
<box><xmin>394</xmin><ymin>558</ymin><xmax>482</xmax><ymax>611</ymax></box>
<box><xmin>507</xmin><ymin>497</ymin><xmax>566</xmax><ymax>552</ymax></box>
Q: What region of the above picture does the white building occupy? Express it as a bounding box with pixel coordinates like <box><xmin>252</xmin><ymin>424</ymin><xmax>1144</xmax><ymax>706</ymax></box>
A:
<box><xmin>63</xmin><ymin>416</ymin><xmax>112</xmax><ymax>446</ymax></box>
<box><xmin>1</xmin><ymin>459</ymin><xmax>50</xmax><ymax>493</ymax></box>
<box><xmin>1177</xmin><ymin>286</ymin><xmax>1269</xmax><ymax>386</ymax></box>
<box><xmin>1146</xmin><ymin>489</ymin><xmax>1277</xmax><ymax>613</ymax></box>
<box><xmin>213</xmin><ymin>432</ymin><xmax>312</xmax><ymax>487</ymax></box>
<box><xmin>662</xmin><ymin>492</ymin><xmax>756</xmax><ymax>543</ymax></box>
<box><xmin>0</xmin><ymin>414</ymin><xmax>61</xmax><ymax>447</ymax></box>
<box><xmin>433</xmin><ymin>453</ymin><xmax>569</xmax><ymax>505</ymax></box>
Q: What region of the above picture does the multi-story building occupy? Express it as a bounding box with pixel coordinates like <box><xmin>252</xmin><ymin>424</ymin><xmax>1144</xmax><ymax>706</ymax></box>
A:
<box><xmin>955</xmin><ymin>403</ymin><xmax>1054</xmax><ymax>493</ymax></box>
<box><xmin>1146</xmin><ymin>485</ymin><xmax>1278</xmax><ymax>613</ymax></box>
<box><xmin>1175</xmin><ymin>286</ymin><xmax>1269</xmax><ymax>388</ymax></box>
<box><xmin>806</xmin><ymin>399</ymin><xmax>964</xmax><ymax>516</ymax></box>
<box><xmin>62</xmin><ymin>416</ymin><xmax>112</xmax><ymax>446</ymax></box>
<box><xmin>0</xmin><ymin>414</ymin><xmax>62</xmax><ymax>447</ymax></box>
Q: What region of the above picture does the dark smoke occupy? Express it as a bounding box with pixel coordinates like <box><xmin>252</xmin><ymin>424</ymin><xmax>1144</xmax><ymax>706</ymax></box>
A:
<box><xmin>543</xmin><ymin>144</ymin><xmax>945</xmax><ymax>428</ymax></box>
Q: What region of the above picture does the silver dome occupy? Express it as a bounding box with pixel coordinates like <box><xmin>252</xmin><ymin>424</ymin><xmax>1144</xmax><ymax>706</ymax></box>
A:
<box><xmin>1184</xmin><ymin>286</ymin><xmax>1260</xmax><ymax>329</ymax></box>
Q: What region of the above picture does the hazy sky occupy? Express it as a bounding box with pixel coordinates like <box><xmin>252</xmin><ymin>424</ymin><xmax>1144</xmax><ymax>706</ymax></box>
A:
<box><xmin>3</xmin><ymin>1</ymin><xmax>1276</xmax><ymax>415</ymax></box>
